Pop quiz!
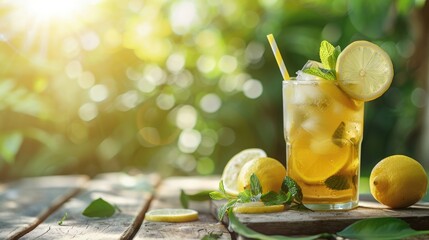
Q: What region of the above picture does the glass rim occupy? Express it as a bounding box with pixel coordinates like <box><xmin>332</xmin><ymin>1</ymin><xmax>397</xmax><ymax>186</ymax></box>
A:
<box><xmin>282</xmin><ymin>78</ymin><xmax>337</xmax><ymax>85</ymax></box>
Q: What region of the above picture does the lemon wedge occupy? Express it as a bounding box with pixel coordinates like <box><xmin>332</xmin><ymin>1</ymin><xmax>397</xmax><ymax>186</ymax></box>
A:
<box><xmin>145</xmin><ymin>209</ymin><xmax>198</xmax><ymax>222</ymax></box>
<box><xmin>233</xmin><ymin>202</ymin><xmax>284</xmax><ymax>214</ymax></box>
<box><xmin>336</xmin><ymin>40</ymin><xmax>393</xmax><ymax>101</ymax></box>
<box><xmin>221</xmin><ymin>148</ymin><xmax>267</xmax><ymax>196</ymax></box>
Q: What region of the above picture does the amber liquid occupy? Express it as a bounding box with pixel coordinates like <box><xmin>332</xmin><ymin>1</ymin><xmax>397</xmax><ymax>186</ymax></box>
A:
<box><xmin>283</xmin><ymin>80</ymin><xmax>364</xmax><ymax>210</ymax></box>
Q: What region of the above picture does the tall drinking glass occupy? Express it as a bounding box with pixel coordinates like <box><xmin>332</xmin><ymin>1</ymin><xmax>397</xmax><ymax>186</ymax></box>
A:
<box><xmin>283</xmin><ymin>78</ymin><xmax>364</xmax><ymax>210</ymax></box>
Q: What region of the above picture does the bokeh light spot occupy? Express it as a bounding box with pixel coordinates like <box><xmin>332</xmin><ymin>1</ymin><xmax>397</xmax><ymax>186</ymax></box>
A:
<box><xmin>219</xmin><ymin>55</ymin><xmax>238</xmax><ymax>73</ymax></box>
<box><xmin>199</xmin><ymin>93</ymin><xmax>221</xmax><ymax>113</ymax></box>
<box><xmin>79</xmin><ymin>102</ymin><xmax>98</xmax><ymax>121</ymax></box>
<box><xmin>89</xmin><ymin>84</ymin><xmax>109</xmax><ymax>102</ymax></box>
<box><xmin>178</xmin><ymin>129</ymin><xmax>201</xmax><ymax>153</ymax></box>
<box><xmin>166</xmin><ymin>53</ymin><xmax>186</xmax><ymax>73</ymax></box>
<box><xmin>156</xmin><ymin>93</ymin><xmax>175</xmax><ymax>110</ymax></box>
<box><xmin>175</xmin><ymin>105</ymin><xmax>197</xmax><ymax>129</ymax></box>
<box><xmin>77</xmin><ymin>71</ymin><xmax>95</xmax><ymax>89</ymax></box>
<box><xmin>242</xmin><ymin>79</ymin><xmax>263</xmax><ymax>99</ymax></box>
<box><xmin>65</xmin><ymin>60</ymin><xmax>82</xmax><ymax>79</ymax></box>
<box><xmin>411</xmin><ymin>87</ymin><xmax>427</xmax><ymax>108</ymax></box>
<box><xmin>97</xmin><ymin>138</ymin><xmax>120</xmax><ymax>161</ymax></box>
<box><xmin>169</xmin><ymin>0</ymin><xmax>199</xmax><ymax>35</ymax></box>
<box><xmin>80</xmin><ymin>31</ymin><xmax>100</xmax><ymax>51</ymax></box>
<box><xmin>116</xmin><ymin>90</ymin><xmax>140</xmax><ymax>111</ymax></box>
<box><xmin>197</xmin><ymin>55</ymin><xmax>216</xmax><ymax>73</ymax></box>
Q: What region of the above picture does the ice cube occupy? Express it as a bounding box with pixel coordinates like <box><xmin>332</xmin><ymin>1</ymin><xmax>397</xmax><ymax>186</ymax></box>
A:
<box><xmin>302</xmin><ymin>60</ymin><xmax>324</xmax><ymax>70</ymax></box>
<box><xmin>290</xmin><ymin>83</ymin><xmax>325</xmax><ymax>106</ymax></box>
<box><xmin>295</xmin><ymin>60</ymin><xmax>323</xmax><ymax>81</ymax></box>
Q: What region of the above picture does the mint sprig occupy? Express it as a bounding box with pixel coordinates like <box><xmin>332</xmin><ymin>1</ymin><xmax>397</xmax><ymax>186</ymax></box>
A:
<box><xmin>324</xmin><ymin>175</ymin><xmax>351</xmax><ymax>190</ymax></box>
<box><xmin>303</xmin><ymin>40</ymin><xmax>341</xmax><ymax>81</ymax></box>
<box><xmin>210</xmin><ymin>174</ymin><xmax>304</xmax><ymax>220</ymax></box>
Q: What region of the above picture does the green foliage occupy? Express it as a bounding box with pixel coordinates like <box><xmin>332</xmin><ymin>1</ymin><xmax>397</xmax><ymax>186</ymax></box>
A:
<box><xmin>0</xmin><ymin>0</ymin><xmax>426</xmax><ymax>179</ymax></box>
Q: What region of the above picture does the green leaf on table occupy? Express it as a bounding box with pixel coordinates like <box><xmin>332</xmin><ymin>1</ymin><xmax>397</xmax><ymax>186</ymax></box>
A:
<box><xmin>227</xmin><ymin>208</ymin><xmax>325</xmax><ymax>240</ymax></box>
<box><xmin>82</xmin><ymin>198</ymin><xmax>116</xmax><ymax>218</ymax></box>
<box><xmin>337</xmin><ymin>217</ymin><xmax>429</xmax><ymax>240</ymax></box>
<box><xmin>201</xmin><ymin>232</ymin><xmax>223</xmax><ymax>240</ymax></box>
<box><xmin>57</xmin><ymin>212</ymin><xmax>68</xmax><ymax>225</ymax></box>
<box><xmin>180</xmin><ymin>189</ymin><xmax>213</xmax><ymax>208</ymax></box>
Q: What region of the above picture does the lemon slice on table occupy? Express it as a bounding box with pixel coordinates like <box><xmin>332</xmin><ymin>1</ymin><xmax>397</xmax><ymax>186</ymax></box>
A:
<box><xmin>233</xmin><ymin>202</ymin><xmax>284</xmax><ymax>214</ymax></box>
<box><xmin>336</xmin><ymin>40</ymin><xmax>393</xmax><ymax>101</ymax></box>
<box><xmin>145</xmin><ymin>209</ymin><xmax>198</xmax><ymax>222</ymax></box>
<box><xmin>221</xmin><ymin>148</ymin><xmax>267</xmax><ymax>196</ymax></box>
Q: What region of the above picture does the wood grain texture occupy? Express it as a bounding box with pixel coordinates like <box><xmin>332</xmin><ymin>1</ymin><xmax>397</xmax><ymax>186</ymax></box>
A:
<box><xmin>136</xmin><ymin>176</ymin><xmax>232</xmax><ymax>240</ymax></box>
<box><xmin>0</xmin><ymin>175</ymin><xmax>88</xmax><ymax>240</ymax></box>
<box><xmin>211</xmin><ymin>198</ymin><xmax>429</xmax><ymax>236</ymax></box>
<box><xmin>21</xmin><ymin>172</ymin><xmax>160</xmax><ymax>240</ymax></box>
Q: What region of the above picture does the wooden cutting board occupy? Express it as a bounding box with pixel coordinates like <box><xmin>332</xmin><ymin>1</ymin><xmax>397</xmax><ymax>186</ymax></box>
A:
<box><xmin>210</xmin><ymin>194</ymin><xmax>429</xmax><ymax>236</ymax></box>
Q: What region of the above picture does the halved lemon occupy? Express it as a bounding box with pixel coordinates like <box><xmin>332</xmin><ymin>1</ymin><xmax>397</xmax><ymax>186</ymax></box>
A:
<box><xmin>221</xmin><ymin>148</ymin><xmax>267</xmax><ymax>196</ymax></box>
<box><xmin>145</xmin><ymin>209</ymin><xmax>198</xmax><ymax>222</ymax></box>
<box><xmin>336</xmin><ymin>40</ymin><xmax>393</xmax><ymax>101</ymax></box>
<box><xmin>233</xmin><ymin>202</ymin><xmax>284</xmax><ymax>214</ymax></box>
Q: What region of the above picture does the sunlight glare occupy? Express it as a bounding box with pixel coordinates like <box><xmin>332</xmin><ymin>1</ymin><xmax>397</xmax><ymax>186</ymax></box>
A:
<box><xmin>21</xmin><ymin>0</ymin><xmax>86</xmax><ymax>21</ymax></box>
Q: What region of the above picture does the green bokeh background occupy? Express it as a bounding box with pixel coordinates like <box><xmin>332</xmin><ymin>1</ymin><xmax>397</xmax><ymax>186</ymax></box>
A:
<box><xmin>0</xmin><ymin>0</ymin><xmax>428</xmax><ymax>189</ymax></box>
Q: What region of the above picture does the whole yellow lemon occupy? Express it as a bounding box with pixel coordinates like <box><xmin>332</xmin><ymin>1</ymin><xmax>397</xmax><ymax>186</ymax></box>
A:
<box><xmin>237</xmin><ymin>157</ymin><xmax>286</xmax><ymax>194</ymax></box>
<box><xmin>370</xmin><ymin>155</ymin><xmax>428</xmax><ymax>209</ymax></box>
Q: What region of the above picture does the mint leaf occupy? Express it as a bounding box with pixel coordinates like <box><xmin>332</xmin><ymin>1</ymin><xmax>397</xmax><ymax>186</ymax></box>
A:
<box><xmin>261</xmin><ymin>191</ymin><xmax>292</xmax><ymax>206</ymax></box>
<box><xmin>201</xmin><ymin>232</ymin><xmax>223</xmax><ymax>240</ymax></box>
<box><xmin>57</xmin><ymin>212</ymin><xmax>68</xmax><ymax>225</ymax></box>
<box><xmin>332</xmin><ymin>121</ymin><xmax>346</xmax><ymax>147</ymax></box>
<box><xmin>209</xmin><ymin>191</ymin><xmax>227</xmax><ymax>200</ymax></box>
<box><xmin>302</xmin><ymin>67</ymin><xmax>336</xmax><ymax>81</ymax></box>
<box><xmin>324</xmin><ymin>175</ymin><xmax>350</xmax><ymax>190</ymax></box>
<box><xmin>218</xmin><ymin>199</ymin><xmax>237</xmax><ymax>221</ymax></box>
<box><xmin>219</xmin><ymin>180</ymin><xmax>226</xmax><ymax>194</ymax></box>
<box><xmin>337</xmin><ymin>217</ymin><xmax>429</xmax><ymax>240</ymax></box>
<box><xmin>237</xmin><ymin>189</ymin><xmax>253</xmax><ymax>202</ymax></box>
<box><xmin>250</xmin><ymin>173</ymin><xmax>262</xmax><ymax>196</ymax></box>
<box><xmin>82</xmin><ymin>198</ymin><xmax>116</xmax><ymax>218</ymax></box>
<box><xmin>180</xmin><ymin>189</ymin><xmax>190</xmax><ymax>208</ymax></box>
<box><xmin>320</xmin><ymin>40</ymin><xmax>336</xmax><ymax>69</ymax></box>
<box><xmin>282</xmin><ymin>177</ymin><xmax>303</xmax><ymax>204</ymax></box>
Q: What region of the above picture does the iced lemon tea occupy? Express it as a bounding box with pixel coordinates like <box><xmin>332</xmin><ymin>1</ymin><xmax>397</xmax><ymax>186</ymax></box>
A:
<box><xmin>283</xmin><ymin>78</ymin><xmax>364</xmax><ymax>210</ymax></box>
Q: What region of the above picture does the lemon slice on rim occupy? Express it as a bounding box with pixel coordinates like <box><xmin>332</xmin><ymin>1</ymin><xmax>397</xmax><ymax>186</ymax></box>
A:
<box><xmin>221</xmin><ymin>148</ymin><xmax>267</xmax><ymax>196</ymax></box>
<box><xmin>233</xmin><ymin>202</ymin><xmax>284</xmax><ymax>214</ymax></box>
<box><xmin>336</xmin><ymin>40</ymin><xmax>393</xmax><ymax>101</ymax></box>
<box><xmin>145</xmin><ymin>209</ymin><xmax>198</xmax><ymax>222</ymax></box>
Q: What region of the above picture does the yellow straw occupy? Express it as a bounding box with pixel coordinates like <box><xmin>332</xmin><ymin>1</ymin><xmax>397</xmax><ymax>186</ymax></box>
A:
<box><xmin>266</xmin><ymin>34</ymin><xmax>290</xmax><ymax>80</ymax></box>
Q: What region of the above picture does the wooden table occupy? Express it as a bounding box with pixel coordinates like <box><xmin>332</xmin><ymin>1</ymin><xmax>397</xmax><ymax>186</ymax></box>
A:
<box><xmin>1</xmin><ymin>173</ymin><xmax>429</xmax><ymax>239</ymax></box>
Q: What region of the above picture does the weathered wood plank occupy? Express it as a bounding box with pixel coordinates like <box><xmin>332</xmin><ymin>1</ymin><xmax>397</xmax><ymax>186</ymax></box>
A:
<box><xmin>211</xmin><ymin>196</ymin><xmax>429</xmax><ymax>236</ymax></box>
<box><xmin>21</xmin><ymin>172</ymin><xmax>160</xmax><ymax>240</ymax></box>
<box><xmin>136</xmin><ymin>176</ymin><xmax>231</xmax><ymax>240</ymax></box>
<box><xmin>0</xmin><ymin>175</ymin><xmax>89</xmax><ymax>240</ymax></box>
